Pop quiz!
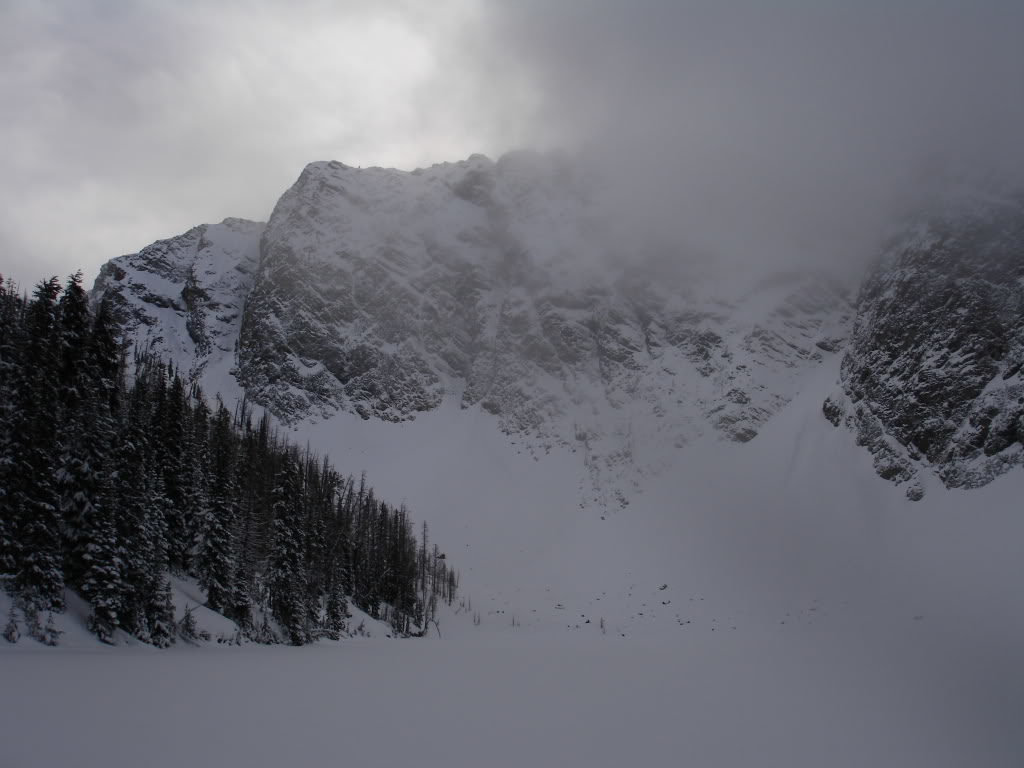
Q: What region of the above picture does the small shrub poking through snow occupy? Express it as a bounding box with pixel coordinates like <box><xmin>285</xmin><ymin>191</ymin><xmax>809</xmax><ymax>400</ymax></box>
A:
<box><xmin>41</xmin><ymin>613</ymin><xmax>62</xmax><ymax>647</ymax></box>
<box><xmin>3</xmin><ymin>605</ymin><xmax>19</xmax><ymax>644</ymax></box>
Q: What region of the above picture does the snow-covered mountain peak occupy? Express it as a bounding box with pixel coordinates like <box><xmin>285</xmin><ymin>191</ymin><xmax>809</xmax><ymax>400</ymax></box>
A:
<box><xmin>93</xmin><ymin>217</ymin><xmax>263</xmax><ymax>386</ymax></box>
<box><xmin>91</xmin><ymin>155</ymin><xmax>1024</xmax><ymax>505</ymax></box>
<box><xmin>825</xmin><ymin>192</ymin><xmax>1024</xmax><ymax>496</ymax></box>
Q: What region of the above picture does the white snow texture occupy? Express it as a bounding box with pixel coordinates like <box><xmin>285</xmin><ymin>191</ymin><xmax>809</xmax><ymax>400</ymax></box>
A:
<box><xmin>3</xmin><ymin>155</ymin><xmax>1023</xmax><ymax>768</ymax></box>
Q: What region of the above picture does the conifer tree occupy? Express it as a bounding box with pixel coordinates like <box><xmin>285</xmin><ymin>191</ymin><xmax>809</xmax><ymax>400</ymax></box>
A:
<box><xmin>12</xmin><ymin>279</ymin><xmax>66</xmax><ymax>612</ymax></box>
<box><xmin>0</xmin><ymin>270</ymin><xmax>458</xmax><ymax>645</ymax></box>
<box><xmin>196</xmin><ymin>402</ymin><xmax>237</xmax><ymax>614</ymax></box>
<box><xmin>147</xmin><ymin>578</ymin><xmax>176</xmax><ymax>649</ymax></box>
<box><xmin>0</xmin><ymin>277</ymin><xmax>26</xmax><ymax>575</ymax></box>
<box><xmin>268</xmin><ymin>451</ymin><xmax>307</xmax><ymax>644</ymax></box>
<box><xmin>111</xmin><ymin>369</ymin><xmax>157</xmax><ymax>636</ymax></box>
<box><xmin>152</xmin><ymin>366</ymin><xmax>189</xmax><ymax>571</ymax></box>
<box><xmin>55</xmin><ymin>274</ymin><xmax>122</xmax><ymax>592</ymax></box>
<box><xmin>179</xmin><ymin>385</ymin><xmax>211</xmax><ymax>573</ymax></box>
<box><xmin>81</xmin><ymin>505</ymin><xmax>125</xmax><ymax>643</ymax></box>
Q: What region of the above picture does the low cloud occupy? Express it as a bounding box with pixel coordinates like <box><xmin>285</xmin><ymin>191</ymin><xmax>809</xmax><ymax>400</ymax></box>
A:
<box><xmin>475</xmin><ymin>1</ymin><xmax>1024</xmax><ymax>273</ymax></box>
<box><xmin>0</xmin><ymin>0</ymin><xmax>509</xmax><ymax>287</ymax></box>
<box><xmin>2</xmin><ymin>2</ymin><xmax>1022</xmax><ymax>288</ymax></box>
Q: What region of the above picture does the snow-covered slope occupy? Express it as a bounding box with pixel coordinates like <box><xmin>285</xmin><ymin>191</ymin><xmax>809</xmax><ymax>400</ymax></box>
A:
<box><xmin>96</xmin><ymin>154</ymin><xmax>856</xmax><ymax>510</ymax></box>
<box><xmin>90</xmin><ymin>156</ymin><xmax>1024</xmax><ymax>506</ymax></box>
<box><xmin>92</xmin><ymin>217</ymin><xmax>263</xmax><ymax>396</ymax></box>
<box><xmin>6</xmin><ymin>356</ymin><xmax>1024</xmax><ymax>767</ymax></box>
<box><xmin>825</xmin><ymin>190</ymin><xmax>1024</xmax><ymax>497</ymax></box>
<box><xmin>85</xmin><ymin>183</ymin><xmax>1024</xmax><ymax>638</ymax></box>
<box><xmin>91</xmin><ymin>156</ymin><xmax>1024</xmax><ymax>506</ymax></box>
<box><xmin>13</xmin><ymin>156</ymin><xmax>1024</xmax><ymax>767</ymax></box>
<box><xmin>295</xmin><ymin>354</ymin><xmax>1024</xmax><ymax>640</ymax></box>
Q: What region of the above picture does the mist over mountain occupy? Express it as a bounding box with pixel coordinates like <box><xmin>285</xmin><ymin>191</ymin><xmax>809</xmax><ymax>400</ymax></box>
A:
<box><xmin>92</xmin><ymin>153</ymin><xmax>1024</xmax><ymax>503</ymax></box>
<box><xmin>472</xmin><ymin>4</ymin><xmax>1024</xmax><ymax>277</ymax></box>
<box><xmin>7</xmin><ymin>4</ymin><xmax>1024</xmax><ymax>765</ymax></box>
<box><xmin>6</xmin><ymin>2</ymin><xmax>1024</xmax><ymax>291</ymax></box>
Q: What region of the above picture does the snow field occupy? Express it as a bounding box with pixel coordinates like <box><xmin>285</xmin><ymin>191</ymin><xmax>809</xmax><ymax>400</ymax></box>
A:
<box><xmin>4</xmin><ymin>347</ymin><xmax>1023</xmax><ymax>766</ymax></box>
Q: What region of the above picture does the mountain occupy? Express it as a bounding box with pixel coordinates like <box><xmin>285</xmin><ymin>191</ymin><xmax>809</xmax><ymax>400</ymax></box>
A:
<box><xmin>92</xmin><ymin>216</ymin><xmax>263</xmax><ymax>389</ymax></box>
<box><xmin>16</xmin><ymin>156</ymin><xmax>1024</xmax><ymax>768</ymax></box>
<box><xmin>824</xmin><ymin>189</ymin><xmax>1024</xmax><ymax>498</ymax></box>
<box><xmin>92</xmin><ymin>154</ymin><xmax>1023</xmax><ymax>503</ymax></box>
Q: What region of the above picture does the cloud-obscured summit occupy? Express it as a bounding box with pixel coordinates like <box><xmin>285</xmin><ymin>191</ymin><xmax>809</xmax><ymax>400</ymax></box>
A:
<box><xmin>94</xmin><ymin>155</ymin><xmax>1024</xmax><ymax>504</ymax></box>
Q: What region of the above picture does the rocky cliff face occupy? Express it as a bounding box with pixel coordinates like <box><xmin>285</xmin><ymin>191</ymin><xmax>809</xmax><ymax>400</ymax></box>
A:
<box><xmin>225</xmin><ymin>154</ymin><xmax>849</xmax><ymax>505</ymax></box>
<box><xmin>92</xmin><ymin>217</ymin><xmax>263</xmax><ymax>384</ymax></box>
<box><xmin>824</xmin><ymin>191</ymin><xmax>1024</xmax><ymax>498</ymax></box>
<box><xmin>234</xmin><ymin>154</ymin><xmax>848</xmax><ymax>428</ymax></box>
<box><xmin>92</xmin><ymin>154</ymin><xmax>1024</xmax><ymax>503</ymax></box>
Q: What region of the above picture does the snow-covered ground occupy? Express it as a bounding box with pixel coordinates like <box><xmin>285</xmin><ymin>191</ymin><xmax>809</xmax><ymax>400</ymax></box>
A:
<box><xmin>304</xmin><ymin>358</ymin><xmax>1024</xmax><ymax>643</ymax></box>
<box><xmin>4</xmin><ymin>360</ymin><xmax>1023</xmax><ymax>766</ymax></box>
<box><xmin>3</xmin><ymin>628</ymin><xmax>1022</xmax><ymax>767</ymax></box>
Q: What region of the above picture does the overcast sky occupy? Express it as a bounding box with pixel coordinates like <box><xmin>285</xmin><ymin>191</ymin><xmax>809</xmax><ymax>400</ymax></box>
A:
<box><xmin>2</xmin><ymin>1</ymin><xmax>1023</xmax><ymax>289</ymax></box>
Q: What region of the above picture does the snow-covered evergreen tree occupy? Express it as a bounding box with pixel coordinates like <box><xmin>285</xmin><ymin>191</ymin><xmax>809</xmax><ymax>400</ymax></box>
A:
<box><xmin>268</xmin><ymin>452</ymin><xmax>308</xmax><ymax>644</ymax></box>
<box><xmin>12</xmin><ymin>278</ymin><xmax>66</xmax><ymax>612</ymax></box>
<box><xmin>0</xmin><ymin>270</ymin><xmax>458</xmax><ymax>646</ymax></box>
<box><xmin>2</xmin><ymin>604</ymin><xmax>19</xmax><ymax>643</ymax></box>
<box><xmin>0</xmin><ymin>276</ymin><xmax>26</xmax><ymax>576</ymax></box>
<box><xmin>81</xmin><ymin>506</ymin><xmax>125</xmax><ymax>643</ymax></box>
<box><xmin>196</xmin><ymin>401</ymin><xmax>238</xmax><ymax>614</ymax></box>
<box><xmin>178</xmin><ymin>386</ymin><xmax>211</xmax><ymax>573</ymax></box>
<box><xmin>147</xmin><ymin>578</ymin><xmax>176</xmax><ymax>649</ymax></box>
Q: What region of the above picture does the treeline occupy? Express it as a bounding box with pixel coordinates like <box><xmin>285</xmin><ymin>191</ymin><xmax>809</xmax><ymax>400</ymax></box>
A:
<box><xmin>0</xmin><ymin>273</ymin><xmax>457</xmax><ymax>646</ymax></box>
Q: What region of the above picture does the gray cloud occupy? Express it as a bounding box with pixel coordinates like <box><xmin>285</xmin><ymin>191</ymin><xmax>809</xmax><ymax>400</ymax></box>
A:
<box><xmin>475</xmin><ymin>1</ymin><xmax>1024</xmax><ymax>273</ymax></box>
<box><xmin>0</xmin><ymin>0</ymin><xmax>515</xmax><ymax>288</ymax></box>
<box><xmin>2</xmin><ymin>1</ymin><xmax>1022</xmax><ymax>288</ymax></box>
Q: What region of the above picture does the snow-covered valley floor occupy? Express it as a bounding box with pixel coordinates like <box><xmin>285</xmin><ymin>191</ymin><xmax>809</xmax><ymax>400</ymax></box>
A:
<box><xmin>4</xmin><ymin>362</ymin><xmax>1024</xmax><ymax>766</ymax></box>
<box><xmin>4</xmin><ymin>623</ymin><xmax>1022</xmax><ymax>768</ymax></box>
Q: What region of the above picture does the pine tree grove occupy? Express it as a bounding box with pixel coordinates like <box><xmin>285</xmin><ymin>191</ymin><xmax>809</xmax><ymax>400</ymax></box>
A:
<box><xmin>0</xmin><ymin>274</ymin><xmax>458</xmax><ymax>646</ymax></box>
